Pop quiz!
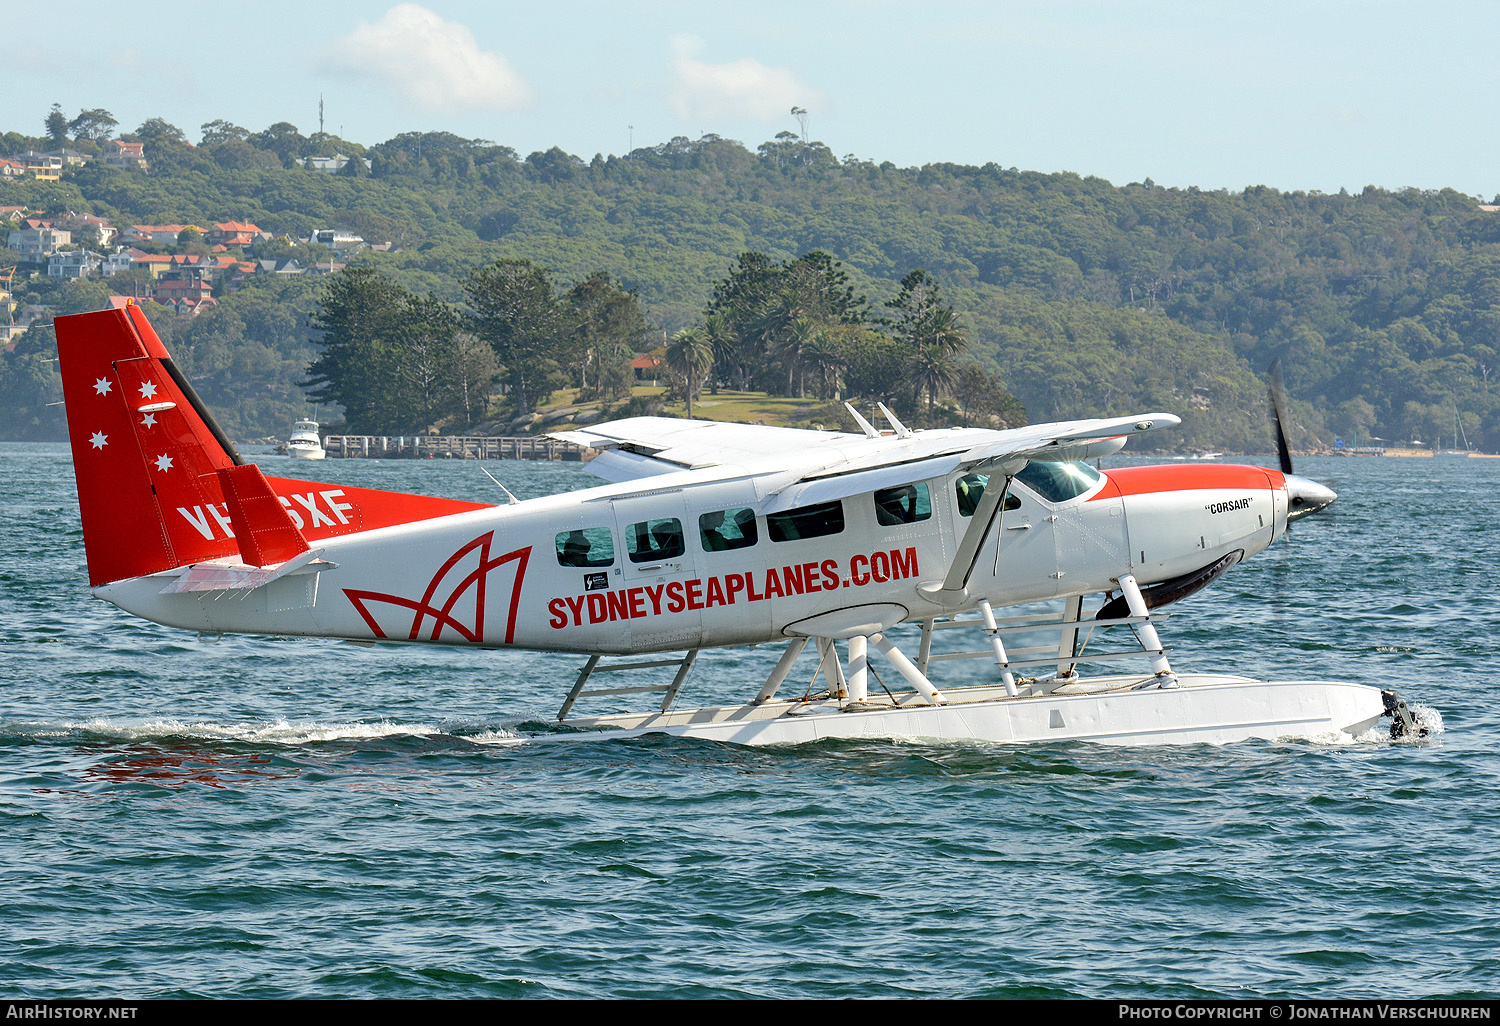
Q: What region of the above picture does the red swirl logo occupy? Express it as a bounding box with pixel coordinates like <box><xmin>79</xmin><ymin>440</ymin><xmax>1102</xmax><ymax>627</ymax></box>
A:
<box><xmin>344</xmin><ymin>532</ymin><xmax>531</xmax><ymax>645</ymax></box>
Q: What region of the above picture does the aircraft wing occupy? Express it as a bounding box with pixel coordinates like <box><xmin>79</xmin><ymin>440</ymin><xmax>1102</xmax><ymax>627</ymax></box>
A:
<box><xmin>554</xmin><ymin>412</ymin><xmax>1182</xmax><ymax>495</ymax></box>
<box><xmin>552</xmin><ymin>417</ymin><xmax>859</xmax><ymax>481</ymax></box>
<box><xmin>951</xmin><ymin>412</ymin><xmax>1181</xmax><ymax>468</ymax></box>
<box><xmin>760</xmin><ymin>413</ymin><xmax>1181</xmax><ymax>512</ymax></box>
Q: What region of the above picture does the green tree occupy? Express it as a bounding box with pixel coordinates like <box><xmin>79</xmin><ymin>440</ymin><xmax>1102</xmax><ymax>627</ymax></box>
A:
<box><xmin>304</xmin><ymin>268</ymin><xmax>411</xmax><ymax>431</ymax></box>
<box><xmin>200</xmin><ymin>119</ymin><xmax>250</xmax><ymax>145</ymax></box>
<box><xmin>464</xmin><ymin>259</ymin><xmax>567</xmax><ymax>415</ymax></box>
<box><xmin>134</xmin><ymin>118</ymin><xmax>187</xmax><ymax>147</ymax></box>
<box><xmin>67</xmin><ymin>108</ymin><xmax>117</xmax><ymax>142</ymax></box>
<box><xmin>566</xmin><ymin>271</ymin><xmax>647</xmax><ymax>400</ymax></box>
<box><xmin>44</xmin><ymin>104</ymin><xmax>68</xmax><ymax>144</ymax></box>
<box><xmin>251</xmin><ymin>122</ymin><xmax>307</xmax><ymax>166</ymax></box>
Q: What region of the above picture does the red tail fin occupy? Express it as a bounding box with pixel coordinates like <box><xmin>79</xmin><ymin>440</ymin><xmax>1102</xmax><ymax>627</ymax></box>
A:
<box><xmin>56</xmin><ymin>304</ymin><xmax>495</xmax><ymax>587</ymax></box>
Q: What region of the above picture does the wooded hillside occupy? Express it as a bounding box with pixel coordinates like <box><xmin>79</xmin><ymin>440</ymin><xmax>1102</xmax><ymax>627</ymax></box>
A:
<box><xmin>4</xmin><ymin>121</ymin><xmax>1497</xmax><ymax>451</ymax></box>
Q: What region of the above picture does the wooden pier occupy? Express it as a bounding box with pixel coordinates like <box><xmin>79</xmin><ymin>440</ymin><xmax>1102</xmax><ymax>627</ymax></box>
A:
<box><xmin>321</xmin><ymin>435</ymin><xmax>594</xmax><ymax>461</ymax></box>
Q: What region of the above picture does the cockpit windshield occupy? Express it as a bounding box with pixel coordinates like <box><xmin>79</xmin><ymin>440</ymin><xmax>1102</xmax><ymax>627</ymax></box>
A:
<box><xmin>1013</xmin><ymin>460</ymin><xmax>1102</xmax><ymax>504</ymax></box>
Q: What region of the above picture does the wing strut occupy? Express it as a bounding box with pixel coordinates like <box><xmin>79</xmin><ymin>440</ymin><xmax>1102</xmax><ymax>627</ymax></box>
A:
<box><xmin>842</xmin><ymin>402</ymin><xmax>880</xmax><ymax>439</ymax></box>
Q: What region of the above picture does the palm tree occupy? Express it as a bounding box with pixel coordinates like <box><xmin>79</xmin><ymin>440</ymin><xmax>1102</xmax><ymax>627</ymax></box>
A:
<box><xmin>801</xmin><ymin>330</ymin><xmax>846</xmax><ymax>400</ymax></box>
<box><xmin>909</xmin><ymin>343</ymin><xmax>958</xmax><ymax>416</ymax></box>
<box><xmin>666</xmin><ymin>328</ymin><xmax>714</xmax><ymax>416</ymax></box>
<box><xmin>923</xmin><ymin>306</ymin><xmax>970</xmax><ymax>357</ymax></box>
<box><xmin>770</xmin><ymin>316</ymin><xmax>820</xmax><ymax>397</ymax></box>
<box><xmin>703</xmin><ymin>312</ymin><xmax>738</xmax><ymax>392</ymax></box>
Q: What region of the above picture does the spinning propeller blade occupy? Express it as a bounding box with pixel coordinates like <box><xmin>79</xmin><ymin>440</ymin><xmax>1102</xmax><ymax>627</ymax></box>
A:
<box><xmin>1269</xmin><ymin>360</ymin><xmax>1337</xmax><ymax>523</ymax></box>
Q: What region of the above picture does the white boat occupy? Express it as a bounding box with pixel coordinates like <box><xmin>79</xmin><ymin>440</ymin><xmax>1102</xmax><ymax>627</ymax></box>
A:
<box><xmin>287</xmin><ymin>419</ymin><xmax>325</xmax><ymax>460</ymax></box>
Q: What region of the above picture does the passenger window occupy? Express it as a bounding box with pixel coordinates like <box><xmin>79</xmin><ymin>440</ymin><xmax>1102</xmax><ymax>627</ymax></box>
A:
<box><xmin>626</xmin><ymin>517</ymin><xmax>685</xmax><ymax>562</ymax></box>
<box><xmin>556</xmin><ymin>527</ymin><xmax>615</xmax><ymax>567</ymax></box>
<box><xmin>700</xmin><ymin>508</ymin><xmax>758</xmax><ymax>552</ymax></box>
<box><xmin>767</xmin><ymin>501</ymin><xmax>845</xmax><ymax>543</ymax></box>
<box><xmin>1014</xmin><ymin>460</ymin><xmax>1102</xmax><ymax>504</ymax></box>
<box><xmin>956</xmin><ymin>474</ymin><xmax>988</xmax><ymax>517</ymax></box>
<box><xmin>873</xmin><ymin>482</ymin><xmax>931</xmax><ymax>526</ymax></box>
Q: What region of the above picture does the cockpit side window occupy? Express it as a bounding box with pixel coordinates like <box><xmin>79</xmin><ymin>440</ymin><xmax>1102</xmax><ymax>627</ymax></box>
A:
<box><xmin>556</xmin><ymin>527</ymin><xmax>616</xmax><ymax>567</ymax></box>
<box><xmin>873</xmin><ymin>482</ymin><xmax>931</xmax><ymax>526</ymax></box>
<box><xmin>1013</xmin><ymin>460</ymin><xmax>1102</xmax><ymax>504</ymax></box>
<box><xmin>955</xmin><ymin>474</ymin><xmax>988</xmax><ymax>517</ymax></box>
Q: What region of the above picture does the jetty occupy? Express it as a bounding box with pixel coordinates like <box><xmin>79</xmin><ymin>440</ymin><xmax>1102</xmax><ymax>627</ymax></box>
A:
<box><xmin>320</xmin><ymin>435</ymin><xmax>594</xmax><ymax>461</ymax></box>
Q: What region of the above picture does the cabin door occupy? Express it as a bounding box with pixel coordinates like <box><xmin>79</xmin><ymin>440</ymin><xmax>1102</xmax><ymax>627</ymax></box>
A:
<box><xmin>991</xmin><ymin>480</ymin><xmax>1064</xmax><ymax>603</ymax></box>
<box><xmin>610</xmin><ymin>491</ymin><xmax>703</xmax><ymax>651</ymax></box>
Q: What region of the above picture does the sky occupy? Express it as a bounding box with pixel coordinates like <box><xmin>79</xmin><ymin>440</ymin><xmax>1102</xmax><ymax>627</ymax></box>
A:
<box><xmin>8</xmin><ymin>0</ymin><xmax>1499</xmax><ymax>198</ymax></box>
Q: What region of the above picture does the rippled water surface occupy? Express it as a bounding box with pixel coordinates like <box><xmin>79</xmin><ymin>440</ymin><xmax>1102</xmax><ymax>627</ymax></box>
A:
<box><xmin>2</xmin><ymin>443</ymin><xmax>1497</xmax><ymax>999</ymax></box>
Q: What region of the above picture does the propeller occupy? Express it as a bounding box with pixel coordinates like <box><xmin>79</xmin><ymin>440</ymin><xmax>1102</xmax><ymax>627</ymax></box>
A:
<box><xmin>1268</xmin><ymin>360</ymin><xmax>1337</xmax><ymax>522</ymax></box>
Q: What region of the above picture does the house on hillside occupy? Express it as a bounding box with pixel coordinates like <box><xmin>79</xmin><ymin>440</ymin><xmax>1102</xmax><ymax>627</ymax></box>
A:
<box><xmin>209</xmin><ymin>221</ymin><xmax>271</xmax><ymax>248</ymax></box>
<box><xmin>46</xmin><ymin>149</ymin><xmax>92</xmax><ymax>167</ymax></box>
<box><xmin>302</xmin><ymin>154</ymin><xmax>366</xmax><ymax>174</ymax></box>
<box><xmin>255</xmin><ymin>258</ymin><xmax>305</xmax><ymax>275</ymax></box>
<box><xmin>154</xmin><ymin>277</ymin><xmax>213</xmax><ymax>306</ymax></box>
<box><xmin>105</xmin><ymin>141</ymin><xmax>148</xmax><ymax>170</ymax></box>
<box><xmin>62</xmin><ymin>212</ymin><xmax>117</xmax><ymax>246</ymax></box>
<box><xmin>47</xmin><ymin>250</ymin><xmax>103</xmax><ymax>279</ymax></box>
<box><xmin>9</xmin><ymin>153</ymin><xmax>62</xmax><ymax>180</ymax></box>
<box><xmin>308</xmin><ymin>228</ymin><xmax>365</xmax><ymax>251</ymax></box>
<box><xmin>7</xmin><ymin>221</ymin><xmax>71</xmax><ymax>260</ymax></box>
<box><xmin>130</xmin><ymin>252</ymin><xmax>174</xmax><ymax>279</ymax></box>
<box><xmin>0</xmin><ymin>159</ymin><xmax>25</xmax><ymax>178</ymax></box>
<box><xmin>102</xmin><ymin>247</ymin><xmax>151</xmax><ymax>276</ymax></box>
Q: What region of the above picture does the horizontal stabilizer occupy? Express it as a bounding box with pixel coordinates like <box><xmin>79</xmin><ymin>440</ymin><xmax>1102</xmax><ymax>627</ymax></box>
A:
<box><xmin>159</xmin><ymin>549</ymin><xmax>333</xmax><ymax>594</ymax></box>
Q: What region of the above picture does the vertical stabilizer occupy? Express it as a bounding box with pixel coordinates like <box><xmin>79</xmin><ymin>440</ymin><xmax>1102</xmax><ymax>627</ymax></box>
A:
<box><xmin>56</xmin><ymin>305</ymin><xmax>245</xmax><ymax>585</ymax></box>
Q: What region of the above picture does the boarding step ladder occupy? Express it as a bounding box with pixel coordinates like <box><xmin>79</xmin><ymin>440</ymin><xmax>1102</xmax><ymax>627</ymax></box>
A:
<box><xmin>556</xmin><ymin>650</ymin><xmax>699</xmax><ymax>721</ymax></box>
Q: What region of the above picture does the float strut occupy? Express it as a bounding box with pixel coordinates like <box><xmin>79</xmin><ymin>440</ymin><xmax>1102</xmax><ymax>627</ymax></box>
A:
<box><xmin>755</xmin><ymin>637</ymin><xmax>809</xmax><ymax>704</ymax></box>
<box><xmin>978</xmin><ymin>599</ymin><xmax>1019</xmax><ymax>696</ymax></box>
<box><xmin>846</xmin><ymin>635</ymin><xmax>869</xmax><ymax>704</ymax></box>
<box><xmin>1117</xmin><ymin>573</ymin><xmax>1176</xmax><ymax>686</ymax></box>
<box><xmin>870</xmin><ymin>633</ymin><xmax>946</xmax><ymax>706</ymax></box>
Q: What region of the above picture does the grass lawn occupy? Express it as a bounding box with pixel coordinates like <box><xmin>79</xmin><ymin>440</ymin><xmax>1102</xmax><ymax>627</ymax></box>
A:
<box><xmin>540</xmin><ymin>385</ymin><xmax>836</xmax><ymax>429</ymax></box>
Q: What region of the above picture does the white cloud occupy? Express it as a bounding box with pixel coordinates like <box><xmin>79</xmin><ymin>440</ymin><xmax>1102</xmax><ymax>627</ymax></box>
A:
<box><xmin>333</xmin><ymin>5</ymin><xmax>531</xmax><ymax>115</ymax></box>
<box><xmin>669</xmin><ymin>36</ymin><xmax>819</xmax><ymax>125</ymax></box>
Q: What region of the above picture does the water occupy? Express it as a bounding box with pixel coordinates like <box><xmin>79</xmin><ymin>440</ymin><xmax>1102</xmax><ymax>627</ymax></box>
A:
<box><xmin>2</xmin><ymin>444</ymin><xmax>1497</xmax><ymax>999</ymax></box>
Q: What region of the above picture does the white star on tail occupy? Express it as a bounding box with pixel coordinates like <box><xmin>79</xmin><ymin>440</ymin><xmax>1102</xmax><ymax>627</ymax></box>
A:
<box><xmin>90</xmin><ymin>431</ymin><xmax>107</xmax><ymax>449</ymax></box>
<box><xmin>139</xmin><ymin>381</ymin><xmax>158</xmax><ymax>399</ymax></box>
<box><xmin>142</xmin><ymin>413</ymin><xmax>157</xmax><ymax>428</ymax></box>
<box><xmin>93</xmin><ymin>378</ymin><xmax>112</xmax><ymax>396</ymax></box>
<box><xmin>154</xmin><ymin>454</ymin><xmax>173</xmax><ymax>472</ymax></box>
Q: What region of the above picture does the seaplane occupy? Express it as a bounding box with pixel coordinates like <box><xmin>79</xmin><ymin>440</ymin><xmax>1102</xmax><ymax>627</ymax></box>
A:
<box><xmin>53</xmin><ymin>303</ymin><xmax>1420</xmax><ymax>748</ymax></box>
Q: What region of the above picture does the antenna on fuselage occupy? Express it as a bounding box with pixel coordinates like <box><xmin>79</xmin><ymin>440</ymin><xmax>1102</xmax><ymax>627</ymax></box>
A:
<box><xmin>479</xmin><ymin>465</ymin><xmax>519</xmax><ymax>505</ymax></box>
<box><xmin>876</xmin><ymin>403</ymin><xmax>913</xmax><ymax>439</ymax></box>
<box><xmin>843</xmin><ymin>402</ymin><xmax>880</xmax><ymax>439</ymax></box>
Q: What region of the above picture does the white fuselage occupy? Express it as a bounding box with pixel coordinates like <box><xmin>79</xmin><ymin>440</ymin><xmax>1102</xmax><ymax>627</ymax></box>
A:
<box><xmin>96</xmin><ymin>459</ymin><xmax>1287</xmax><ymax>655</ymax></box>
